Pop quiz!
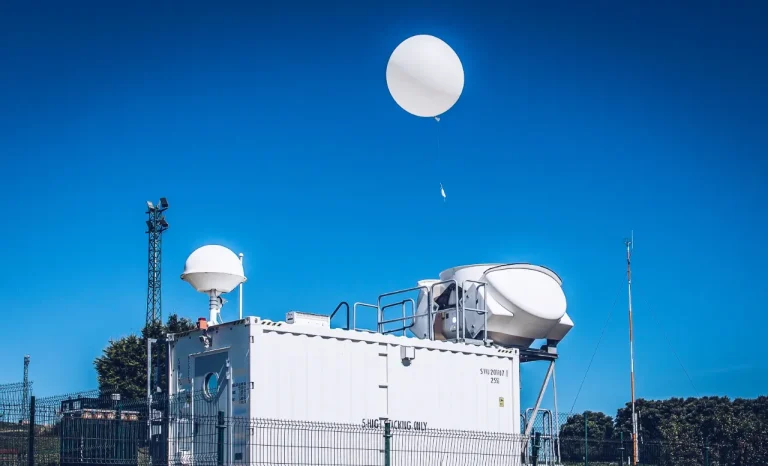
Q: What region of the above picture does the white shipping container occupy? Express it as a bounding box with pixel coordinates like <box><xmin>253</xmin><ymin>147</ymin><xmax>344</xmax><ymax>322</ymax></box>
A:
<box><xmin>168</xmin><ymin>315</ymin><xmax>524</xmax><ymax>465</ymax></box>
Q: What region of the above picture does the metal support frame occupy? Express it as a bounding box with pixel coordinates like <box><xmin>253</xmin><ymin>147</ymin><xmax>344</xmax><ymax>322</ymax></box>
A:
<box><xmin>145</xmin><ymin>199</ymin><xmax>168</xmax><ymax>408</ymax></box>
<box><xmin>146</xmin><ymin>198</ymin><xmax>169</xmax><ymax>329</ymax></box>
<box><xmin>460</xmin><ymin>279</ymin><xmax>488</xmax><ymax>343</ymax></box>
<box><xmin>524</xmin><ymin>360</ymin><xmax>555</xmax><ymax>438</ymax></box>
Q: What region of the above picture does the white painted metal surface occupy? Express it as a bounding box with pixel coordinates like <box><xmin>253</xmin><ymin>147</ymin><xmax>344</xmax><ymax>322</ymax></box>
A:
<box><xmin>168</xmin><ymin>316</ymin><xmax>521</xmax><ymax>465</ymax></box>
<box><xmin>285</xmin><ymin>311</ymin><xmax>330</xmax><ymax>328</ymax></box>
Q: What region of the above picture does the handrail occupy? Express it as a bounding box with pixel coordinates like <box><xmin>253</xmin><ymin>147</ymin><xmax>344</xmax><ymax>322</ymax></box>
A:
<box><xmin>379</xmin><ymin>299</ymin><xmax>416</xmax><ymax>336</ymax></box>
<box><xmin>330</xmin><ymin>301</ymin><xmax>351</xmax><ymax>330</ymax></box>
<box><xmin>376</xmin><ymin>286</ymin><xmax>430</xmax><ymax>334</ymax></box>
<box><xmin>352</xmin><ymin>302</ymin><xmax>378</xmax><ymax>331</ymax></box>
<box><xmin>349</xmin><ymin>278</ymin><xmax>493</xmax><ymax>344</ymax></box>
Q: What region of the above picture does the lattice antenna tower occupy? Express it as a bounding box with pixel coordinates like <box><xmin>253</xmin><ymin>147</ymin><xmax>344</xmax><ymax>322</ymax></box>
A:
<box><xmin>146</xmin><ymin>198</ymin><xmax>169</xmax><ymax>330</ymax></box>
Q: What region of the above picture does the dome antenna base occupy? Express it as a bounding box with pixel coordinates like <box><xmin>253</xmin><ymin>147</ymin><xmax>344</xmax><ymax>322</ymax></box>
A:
<box><xmin>208</xmin><ymin>291</ymin><xmax>222</xmax><ymax>326</ymax></box>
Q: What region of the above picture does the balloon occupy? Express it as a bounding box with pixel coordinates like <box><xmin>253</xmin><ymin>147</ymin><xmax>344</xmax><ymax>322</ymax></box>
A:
<box><xmin>386</xmin><ymin>35</ymin><xmax>464</xmax><ymax>118</ymax></box>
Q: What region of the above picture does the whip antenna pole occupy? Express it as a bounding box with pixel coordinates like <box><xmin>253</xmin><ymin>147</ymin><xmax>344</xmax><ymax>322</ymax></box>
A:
<box><xmin>625</xmin><ymin>232</ymin><xmax>639</xmax><ymax>465</ymax></box>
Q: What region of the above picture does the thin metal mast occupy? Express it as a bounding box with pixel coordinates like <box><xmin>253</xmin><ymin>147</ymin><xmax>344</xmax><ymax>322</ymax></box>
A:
<box><xmin>22</xmin><ymin>355</ymin><xmax>30</xmax><ymax>420</ymax></box>
<box><xmin>625</xmin><ymin>234</ymin><xmax>639</xmax><ymax>465</ymax></box>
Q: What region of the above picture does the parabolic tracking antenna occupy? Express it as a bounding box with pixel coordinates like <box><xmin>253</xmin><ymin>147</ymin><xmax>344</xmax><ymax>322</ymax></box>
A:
<box><xmin>412</xmin><ymin>263</ymin><xmax>574</xmax><ymax>348</ymax></box>
<box><xmin>386</xmin><ymin>34</ymin><xmax>465</xmax><ymax>118</ymax></box>
<box><xmin>181</xmin><ymin>245</ymin><xmax>246</xmax><ymax>326</ymax></box>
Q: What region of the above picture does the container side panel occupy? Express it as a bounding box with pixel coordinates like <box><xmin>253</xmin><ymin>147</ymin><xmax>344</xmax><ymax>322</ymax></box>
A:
<box><xmin>387</xmin><ymin>347</ymin><xmax>517</xmax><ymax>433</ymax></box>
<box><xmin>251</xmin><ymin>331</ymin><xmax>387</xmax><ymax>423</ymax></box>
<box><xmin>251</xmin><ymin>330</ymin><xmax>518</xmax><ymax>433</ymax></box>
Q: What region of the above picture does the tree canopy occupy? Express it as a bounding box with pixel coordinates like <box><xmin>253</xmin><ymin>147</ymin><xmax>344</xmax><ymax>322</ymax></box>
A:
<box><xmin>559</xmin><ymin>396</ymin><xmax>768</xmax><ymax>465</ymax></box>
<box><xmin>93</xmin><ymin>314</ymin><xmax>196</xmax><ymax>400</ymax></box>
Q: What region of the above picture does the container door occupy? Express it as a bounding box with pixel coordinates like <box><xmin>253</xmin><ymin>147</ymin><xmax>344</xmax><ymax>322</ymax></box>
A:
<box><xmin>193</xmin><ymin>351</ymin><xmax>231</xmax><ymax>465</ymax></box>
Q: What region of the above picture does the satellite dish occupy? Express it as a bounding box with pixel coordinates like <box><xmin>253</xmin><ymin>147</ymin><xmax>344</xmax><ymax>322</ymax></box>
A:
<box><xmin>386</xmin><ymin>34</ymin><xmax>465</xmax><ymax>118</ymax></box>
<box><xmin>181</xmin><ymin>245</ymin><xmax>246</xmax><ymax>325</ymax></box>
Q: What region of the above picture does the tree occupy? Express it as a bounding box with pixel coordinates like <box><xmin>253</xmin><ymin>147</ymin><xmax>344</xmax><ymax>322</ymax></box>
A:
<box><xmin>559</xmin><ymin>396</ymin><xmax>768</xmax><ymax>466</ymax></box>
<box><xmin>560</xmin><ymin>411</ymin><xmax>615</xmax><ymax>439</ymax></box>
<box><xmin>94</xmin><ymin>314</ymin><xmax>196</xmax><ymax>400</ymax></box>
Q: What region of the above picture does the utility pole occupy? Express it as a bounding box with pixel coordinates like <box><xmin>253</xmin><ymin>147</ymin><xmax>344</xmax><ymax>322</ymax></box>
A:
<box><xmin>625</xmin><ymin>233</ymin><xmax>639</xmax><ymax>465</ymax></box>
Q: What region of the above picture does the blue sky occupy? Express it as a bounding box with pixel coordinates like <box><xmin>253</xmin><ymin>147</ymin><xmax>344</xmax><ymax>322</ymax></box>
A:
<box><xmin>1</xmin><ymin>1</ymin><xmax>766</xmax><ymax>416</ymax></box>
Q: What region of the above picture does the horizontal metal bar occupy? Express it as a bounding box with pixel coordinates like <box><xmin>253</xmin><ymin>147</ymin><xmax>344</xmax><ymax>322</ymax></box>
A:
<box><xmin>379</xmin><ymin>315</ymin><xmax>411</xmax><ymax>326</ymax></box>
<box><xmin>377</xmin><ymin>285</ymin><xmax>427</xmax><ymax>301</ymax></box>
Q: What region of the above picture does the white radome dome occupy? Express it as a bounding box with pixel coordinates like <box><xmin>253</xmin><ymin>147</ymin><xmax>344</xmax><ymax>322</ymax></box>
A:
<box><xmin>181</xmin><ymin>245</ymin><xmax>246</xmax><ymax>293</ymax></box>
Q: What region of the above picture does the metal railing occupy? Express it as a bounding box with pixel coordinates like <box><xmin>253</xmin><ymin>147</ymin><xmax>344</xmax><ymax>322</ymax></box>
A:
<box><xmin>358</xmin><ymin>279</ymin><xmax>490</xmax><ymax>345</ymax></box>
<box><xmin>378</xmin><ymin>299</ymin><xmax>416</xmax><ymax>336</ymax></box>
<box><xmin>329</xmin><ymin>301</ymin><xmax>350</xmax><ymax>330</ymax></box>
<box><xmin>352</xmin><ymin>302</ymin><xmax>378</xmax><ymax>331</ymax></box>
<box><xmin>1</xmin><ymin>388</ymin><xmax>760</xmax><ymax>466</ymax></box>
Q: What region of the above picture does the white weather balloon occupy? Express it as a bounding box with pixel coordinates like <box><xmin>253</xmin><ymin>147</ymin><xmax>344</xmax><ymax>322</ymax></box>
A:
<box><xmin>386</xmin><ymin>34</ymin><xmax>464</xmax><ymax>118</ymax></box>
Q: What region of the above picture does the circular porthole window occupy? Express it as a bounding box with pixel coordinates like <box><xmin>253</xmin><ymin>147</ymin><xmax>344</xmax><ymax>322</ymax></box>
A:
<box><xmin>203</xmin><ymin>372</ymin><xmax>219</xmax><ymax>400</ymax></box>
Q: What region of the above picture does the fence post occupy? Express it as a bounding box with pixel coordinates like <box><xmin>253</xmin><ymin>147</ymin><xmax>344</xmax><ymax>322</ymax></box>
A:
<box><xmin>383</xmin><ymin>419</ymin><xmax>392</xmax><ymax>466</ymax></box>
<box><xmin>217</xmin><ymin>411</ymin><xmax>225</xmax><ymax>466</ymax></box>
<box><xmin>27</xmin><ymin>396</ymin><xmax>35</xmax><ymax>466</ymax></box>
<box><xmin>619</xmin><ymin>431</ymin><xmax>625</xmax><ymax>466</ymax></box>
<box><xmin>584</xmin><ymin>412</ymin><xmax>588</xmax><ymax>466</ymax></box>
<box><xmin>114</xmin><ymin>402</ymin><xmax>121</xmax><ymax>462</ymax></box>
<box><xmin>532</xmin><ymin>431</ymin><xmax>541</xmax><ymax>466</ymax></box>
<box><xmin>704</xmin><ymin>438</ymin><xmax>709</xmax><ymax>466</ymax></box>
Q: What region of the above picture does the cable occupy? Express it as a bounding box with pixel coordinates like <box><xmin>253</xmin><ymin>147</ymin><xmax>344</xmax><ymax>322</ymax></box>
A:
<box><xmin>569</xmin><ymin>278</ymin><xmax>625</xmax><ymax>414</ymax></box>
<box><xmin>639</xmin><ymin>296</ymin><xmax>700</xmax><ymax>397</ymax></box>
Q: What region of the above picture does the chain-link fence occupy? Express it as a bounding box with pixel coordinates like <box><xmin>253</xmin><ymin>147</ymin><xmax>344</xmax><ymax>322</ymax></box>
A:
<box><xmin>0</xmin><ymin>384</ymin><xmax>764</xmax><ymax>466</ymax></box>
